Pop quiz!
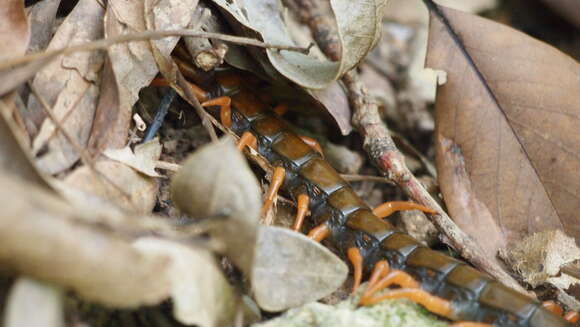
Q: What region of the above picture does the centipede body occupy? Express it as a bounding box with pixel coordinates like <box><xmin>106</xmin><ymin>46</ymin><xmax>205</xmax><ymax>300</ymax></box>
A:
<box><xmin>199</xmin><ymin>69</ymin><xmax>572</xmax><ymax>327</ymax></box>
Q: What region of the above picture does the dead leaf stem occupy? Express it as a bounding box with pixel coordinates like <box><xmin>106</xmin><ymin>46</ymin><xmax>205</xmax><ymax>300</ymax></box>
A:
<box><xmin>0</xmin><ymin>30</ymin><xmax>310</xmax><ymax>72</ymax></box>
<box><xmin>289</xmin><ymin>0</ymin><xmax>527</xmax><ymax>293</ymax></box>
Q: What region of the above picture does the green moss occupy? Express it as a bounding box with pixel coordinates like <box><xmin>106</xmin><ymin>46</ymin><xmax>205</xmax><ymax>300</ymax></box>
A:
<box><xmin>253</xmin><ymin>297</ymin><xmax>448</xmax><ymax>327</ymax></box>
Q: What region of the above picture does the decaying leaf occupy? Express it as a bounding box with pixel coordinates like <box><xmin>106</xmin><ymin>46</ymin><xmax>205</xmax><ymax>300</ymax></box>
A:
<box><xmin>427</xmin><ymin>3</ymin><xmax>580</xmax><ymax>262</ymax></box>
<box><xmin>86</xmin><ymin>57</ymin><xmax>124</xmax><ymax>156</ymax></box>
<box><xmin>105</xmin><ymin>0</ymin><xmax>196</xmax><ymax>126</ymax></box>
<box><xmin>0</xmin><ymin>0</ymin><xmax>29</xmax><ymax>60</ymax></box>
<box><xmin>171</xmin><ymin>137</ymin><xmax>261</xmax><ymax>276</ymax></box>
<box><xmin>212</xmin><ymin>0</ymin><xmax>385</xmax><ymax>89</ymax></box>
<box><xmin>29</xmin><ymin>0</ymin><xmax>105</xmax><ymax>174</ymax></box>
<box><xmin>0</xmin><ymin>107</ymin><xmax>51</xmax><ymax>189</ymax></box>
<box><xmin>253</xmin><ymin>295</ymin><xmax>446</xmax><ymax>327</ymax></box>
<box><xmin>252</xmin><ymin>226</ymin><xmax>348</xmax><ymax>312</ymax></box>
<box><xmin>104</xmin><ymin>138</ymin><xmax>163</xmax><ymax>177</ymax></box>
<box><xmin>501</xmin><ymin>230</ymin><xmax>580</xmax><ymax>289</ymax></box>
<box><xmin>133</xmin><ymin>238</ymin><xmax>240</xmax><ymax>327</ymax></box>
<box><xmin>64</xmin><ymin>160</ymin><xmax>158</xmax><ymax>214</ymax></box>
<box><xmin>0</xmin><ymin>174</ymin><xmax>171</xmax><ymax>307</ymax></box>
<box><xmin>3</xmin><ymin>278</ymin><xmax>63</xmax><ymax>327</ymax></box>
<box><xmin>26</xmin><ymin>0</ymin><xmax>61</xmax><ymax>53</ymax></box>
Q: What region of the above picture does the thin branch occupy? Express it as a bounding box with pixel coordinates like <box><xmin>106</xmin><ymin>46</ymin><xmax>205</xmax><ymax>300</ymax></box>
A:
<box><xmin>0</xmin><ymin>29</ymin><xmax>310</xmax><ymax>71</ymax></box>
<box><xmin>286</xmin><ymin>0</ymin><xmax>528</xmax><ymax>294</ymax></box>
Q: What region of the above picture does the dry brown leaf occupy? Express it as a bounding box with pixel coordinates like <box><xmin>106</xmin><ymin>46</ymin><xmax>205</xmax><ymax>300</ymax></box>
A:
<box><xmin>104</xmin><ymin>138</ymin><xmax>163</xmax><ymax>177</ymax></box>
<box><xmin>212</xmin><ymin>0</ymin><xmax>385</xmax><ymax>89</ymax></box>
<box><xmin>3</xmin><ymin>278</ymin><xmax>64</xmax><ymax>327</ymax></box>
<box><xmin>0</xmin><ymin>0</ymin><xmax>29</xmax><ymax>60</ymax></box>
<box><xmin>427</xmin><ymin>3</ymin><xmax>580</xmax><ymax>263</ymax></box>
<box><xmin>501</xmin><ymin>230</ymin><xmax>579</xmax><ymax>289</ymax></box>
<box><xmin>171</xmin><ymin>137</ymin><xmax>261</xmax><ymax>276</ymax></box>
<box><xmin>0</xmin><ymin>174</ymin><xmax>171</xmax><ymax>307</ymax></box>
<box><xmin>0</xmin><ymin>106</ymin><xmax>51</xmax><ymax>189</ymax></box>
<box><xmin>64</xmin><ymin>160</ymin><xmax>158</xmax><ymax>214</ymax></box>
<box><xmin>133</xmin><ymin>238</ymin><xmax>239</xmax><ymax>327</ymax></box>
<box><xmin>86</xmin><ymin>57</ymin><xmax>125</xmax><ymax>156</ymax></box>
<box><xmin>252</xmin><ymin>226</ymin><xmax>348</xmax><ymax>312</ymax></box>
<box><xmin>26</xmin><ymin>0</ymin><xmax>61</xmax><ymax>53</ymax></box>
<box><xmin>105</xmin><ymin>0</ymin><xmax>196</xmax><ymax>131</ymax></box>
<box><xmin>29</xmin><ymin>0</ymin><xmax>105</xmax><ymax>174</ymax></box>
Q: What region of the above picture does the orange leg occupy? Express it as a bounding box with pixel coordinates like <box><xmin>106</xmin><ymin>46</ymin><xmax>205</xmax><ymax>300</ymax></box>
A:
<box><xmin>373</xmin><ymin>201</ymin><xmax>436</xmax><ymax>219</ymax></box>
<box><xmin>362</xmin><ymin>288</ymin><xmax>453</xmax><ymax>318</ymax></box>
<box><xmin>564</xmin><ymin>311</ymin><xmax>579</xmax><ymax>323</ymax></box>
<box><xmin>273</xmin><ymin>104</ymin><xmax>288</xmax><ymax>116</ymax></box>
<box><xmin>201</xmin><ymin>96</ymin><xmax>232</xmax><ymax>128</ymax></box>
<box><xmin>347</xmin><ymin>247</ymin><xmax>363</xmax><ymax>294</ymax></box>
<box><xmin>260</xmin><ymin>166</ymin><xmax>285</xmax><ymax>216</ymax></box>
<box><xmin>292</xmin><ymin>194</ymin><xmax>310</xmax><ymax>231</ymax></box>
<box><xmin>307</xmin><ymin>223</ymin><xmax>330</xmax><ymax>242</ymax></box>
<box><xmin>299</xmin><ymin>135</ymin><xmax>324</xmax><ymax>156</ymax></box>
<box><xmin>237</xmin><ymin>131</ymin><xmax>257</xmax><ymax>151</ymax></box>
<box><xmin>542</xmin><ymin>300</ymin><xmax>564</xmax><ymax>316</ymax></box>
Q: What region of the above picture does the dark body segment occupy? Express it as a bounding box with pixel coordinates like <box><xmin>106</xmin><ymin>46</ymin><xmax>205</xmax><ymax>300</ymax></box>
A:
<box><xmin>214</xmin><ymin>74</ymin><xmax>570</xmax><ymax>327</ymax></box>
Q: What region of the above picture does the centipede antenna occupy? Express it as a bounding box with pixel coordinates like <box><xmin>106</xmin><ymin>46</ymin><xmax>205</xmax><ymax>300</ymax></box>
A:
<box><xmin>142</xmin><ymin>88</ymin><xmax>176</xmax><ymax>143</ymax></box>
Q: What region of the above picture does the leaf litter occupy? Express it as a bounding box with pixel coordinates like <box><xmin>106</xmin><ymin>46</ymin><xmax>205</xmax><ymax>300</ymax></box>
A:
<box><xmin>0</xmin><ymin>0</ymin><xmax>579</xmax><ymax>326</ymax></box>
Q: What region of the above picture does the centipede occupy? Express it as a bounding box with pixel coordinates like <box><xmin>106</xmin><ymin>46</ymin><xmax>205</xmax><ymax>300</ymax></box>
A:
<box><xmin>158</xmin><ymin>59</ymin><xmax>577</xmax><ymax>327</ymax></box>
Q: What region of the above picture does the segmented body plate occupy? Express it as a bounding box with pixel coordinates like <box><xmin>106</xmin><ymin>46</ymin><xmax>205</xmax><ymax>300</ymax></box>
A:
<box><xmin>211</xmin><ymin>72</ymin><xmax>570</xmax><ymax>327</ymax></box>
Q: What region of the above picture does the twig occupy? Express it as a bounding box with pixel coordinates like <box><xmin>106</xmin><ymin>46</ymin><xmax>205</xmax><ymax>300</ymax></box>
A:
<box><xmin>287</xmin><ymin>0</ymin><xmax>528</xmax><ymax>294</ymax></box>
<box><xmin>0</xmin><ymin>29</ymin><xmax>310</xmax><ymax>71</ymax></box>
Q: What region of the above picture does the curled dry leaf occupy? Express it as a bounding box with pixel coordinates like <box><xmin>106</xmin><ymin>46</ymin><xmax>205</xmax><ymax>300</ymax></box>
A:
<box><xmin>105</xmin><ymin>0</ymin><xmax>196</xmax><ymax>120</ymax></box>
<box><xmin>104</xmin><ymin>138</ymin><xmax>163</xmax><ymax>178</ymax></box>
<box><xmin>0</xmin><ymin>174</ymin><xmax>171</xmax><ymax>307</ymax></box>
<box><xmin>427</xmin><ymin>5</ymin><xmax>580</xmax><ymax>264</ymax></box>
<box><xmin>29</xmin><ymin>0</ymin><xmax>105</xmax><ymax>174</ymax></box>
<box><xmin>212</xmin><ymin>0</ymin><xmax>385</xmax><ymax>89</ymax></box>
<box><xmin>0</xmin><ymin>0</ymin><xmax>29</xmax><ymax>60</ymax></box>
<box><xmin>3</xmin><ymin>278</ymin><xmax>63</xmax><ymax>327</ymax></box>
<box><xmin>26</xmin><ymin>0</ymin><xmax>61</xmax><ymax>53</ymax></box>
<box><xmin>133</xmin><ymin>238</ymin><xmax>240</xmax><ymax>327</ymax></box>
<box><xmin>0</xmin><ymin>108</ymin><xmax>51</xmax><ymax>189</ymax></box>
<box><xmin>64</xmin><ymin>160</ymin><xmax>158</xmax><ymax>214</ymax></box>
<box><xmin>171</xmin><ymin>137</ymin><xmax>261</xmax><ymax>276</ymax></box>
<box><xmin>501</xmin><ymin>230</ymin><xmax>580</xmax><ymax>289</ymax></box>
<box><xmin>252</xmin><ymin>226</ymin><xmax>348</xmax><ymax>312</ymax></box>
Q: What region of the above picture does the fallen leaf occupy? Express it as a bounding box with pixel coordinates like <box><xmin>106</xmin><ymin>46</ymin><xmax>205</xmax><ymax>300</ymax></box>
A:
<box><xmin>171</xmin><ymin>137</ymin><xmax>261</xmax><ymax>276</ymax></box>
<box><xmin>86</xmin><ymin>57</ymin><xmax>125</xmax><ymax>156</ymax></box>
<box><xmin>427</xmin><ymin>3</ymin><xmax>580</xmax><ymax>258</ymax></box>
<box><xmin>104</xmin><ymin>138</ymin><xmax>163</xmax><ymax>178</ymax></box>
<box><xmin>212</xmin><ymin>0</ymin><xmax>386</xmax><ymax>89</ymax></box>
<box><xmin>64</xmin><ymin>160</ymin><xmax>158</xmax><ymax>214</ymax></box>
<box><xmin>252</xmin><ymin>226</ymin><xmax>348</xmax><ymax>312</ymax></box>
<box><xmin>500</xmin><ymin>230</ymin><xmax>580</xmax><ymax>289</ymax></box>
<box><xmin>0</xmin><ymin>173</ymin><xmax>171</xmax><ymax>307</ymax></box>
<box><xmin>0</xmin><ymin>105</ymin><xmax>51</xmax><ymax>189</ymax></box>
<box><xmin>3</xmin><ymin>278</ymin><xmax>64</xmax><ymax>327</ymax></box>
<box><xmin>0</xmin><ymin>0</ymin><xmax>29</xmax><ymax>60</ymax></box>
<box><xmin>26</xmin><ymin>0</ymin><xmax>61</xmax><ymax>53</ymax></box>
<box><xmin>29</xmin><ymin>0</ymin><xmax>106</xmax><ymax>174</ymax></box>
<box><xmin>133</xmin><ymin>238</ymin><xmax>239</xmax><ymax>327</ymax></box>
<box><xmin>105</xmin><ymin>0</ymin><xmax>196</xmax><ymax>129</ymax></box>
